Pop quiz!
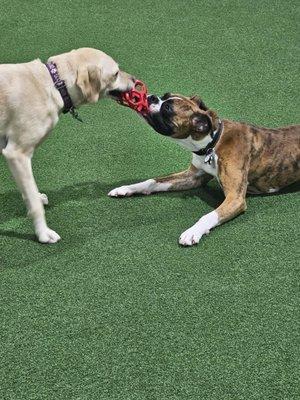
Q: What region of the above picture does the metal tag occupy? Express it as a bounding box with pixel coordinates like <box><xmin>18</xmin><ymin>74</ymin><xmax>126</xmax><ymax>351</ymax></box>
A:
<box><xmin>204</xmin><ymin>148</ymin><xmax>214</xmax><ymax>164</ymax></box>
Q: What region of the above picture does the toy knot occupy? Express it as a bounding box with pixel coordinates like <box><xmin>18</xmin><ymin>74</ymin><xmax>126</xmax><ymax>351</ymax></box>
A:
<box><xmin>121</xmin><ymin>80</ymin><xmax>149</xmax><ymax>115</ymax></box>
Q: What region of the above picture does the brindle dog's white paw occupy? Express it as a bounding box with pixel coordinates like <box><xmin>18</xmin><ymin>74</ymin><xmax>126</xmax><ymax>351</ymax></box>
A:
<box><xmin>39</xmin><ymin>193</ymin><xmax>49</xmax><ymax>205</ymax></box>
<box><xmin>108</xmin><ymin>186</ymin><xmax>134</xmax><ymax>197</ymax></box>
<box><xmin>37</xmin><ymin>228</ymin><xmax>61</xmax><ymax>244</ymax></box>
<box><xmin>179</xmin><ymin>212</ymin><xmax>218</xmax><ymax>246</ymax></box>
<box><xmin>179</xmin><ymin>223</ymin><xmax>209</xmax><ymax>246</ymax></box>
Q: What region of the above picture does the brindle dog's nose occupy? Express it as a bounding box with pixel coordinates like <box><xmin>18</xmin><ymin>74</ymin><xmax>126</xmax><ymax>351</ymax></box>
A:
<box><xmin>148</xmin><ymin>95</ymin><xmax>159</xmax><ymax>105</ymax></box>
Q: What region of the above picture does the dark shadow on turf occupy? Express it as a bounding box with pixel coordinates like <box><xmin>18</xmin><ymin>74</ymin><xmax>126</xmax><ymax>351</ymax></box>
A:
<box><xmin>0</xmin><ymin>229</ymin><xmax>35</xmax><ymax>242</ymax></box>
<box><xmin>0</xmin><ymin>181</ymin><xmax>106</xmax><ymax>225</ymax></box>
<box><xmin>0</xmin><ymin>179</ymin><xmax>298</xmax><ymax>245</ymax></box>
<box><xmin>247</xmin><ymin>180</ymin><xmax>300</xmax><ymax>197</ymax></box>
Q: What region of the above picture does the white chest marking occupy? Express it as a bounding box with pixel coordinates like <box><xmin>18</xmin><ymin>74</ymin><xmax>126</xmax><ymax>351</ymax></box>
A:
<box><xmin>169</xmin><ymin>135</ymin><xmax>219</xmax><ymax>179</ymax></box>
<box><xmin>191</xmin><ymin>152</ymin><xmax>219</xmax><ymax>178</ymax></box>
<box><xmin>169</xmin><ymin>135</ymin><xmax>212</xmax><ymax>152</ymax></box>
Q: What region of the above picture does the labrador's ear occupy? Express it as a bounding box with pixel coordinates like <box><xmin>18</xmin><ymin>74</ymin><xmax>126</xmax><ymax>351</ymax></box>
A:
<box><xmin>76</xmin><ymin>65</ymin><xmax>101</xmax><ymax>103</ymax></box>
<box><xmin>190</xmin><ymin>95</ymin><xmax>208</xmax><ymax>111</ymax></box>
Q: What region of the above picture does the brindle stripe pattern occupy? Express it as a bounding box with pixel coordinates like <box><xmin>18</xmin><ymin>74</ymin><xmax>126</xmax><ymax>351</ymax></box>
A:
<box><xmin>140</xmin><ymin>93</ymin><xmax>300</xmax><ymax>244</ymax></box>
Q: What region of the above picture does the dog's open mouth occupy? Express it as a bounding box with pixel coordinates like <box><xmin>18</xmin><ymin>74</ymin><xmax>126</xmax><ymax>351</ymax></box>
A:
<box><xmin>109</xmin><ymin>90</ymin><xmax>123</xmax><ymax>103</ymax></box>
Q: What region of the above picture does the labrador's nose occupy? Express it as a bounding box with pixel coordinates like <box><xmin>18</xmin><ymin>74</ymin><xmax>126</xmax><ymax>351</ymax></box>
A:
<box><xmin>127</xmin><ymin>76</ymin><xmax>135</xmax><ymax>90</ymax></box>
<box><xmin>148</xmin><ymin>95</ymin><xmax>159</xmax><ymax>105</ymax></box>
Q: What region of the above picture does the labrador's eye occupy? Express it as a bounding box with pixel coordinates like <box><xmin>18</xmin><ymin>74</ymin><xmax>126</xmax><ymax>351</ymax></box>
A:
<box><xmin>114</xmin><ymin>71</ymin><xmax>119</xmax><ymax>78</ymax></box>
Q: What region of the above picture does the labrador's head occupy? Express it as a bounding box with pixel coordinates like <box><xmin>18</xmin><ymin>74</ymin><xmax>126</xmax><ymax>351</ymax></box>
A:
<box><xmin>51</xmin><ymin>48</ymin><xmax>135</xmax><ymax>104</ymax></box>
<box><xmin>76</xmin><ymin>48</ymin><xmax>135</xmax><ymax>103</ymax></box>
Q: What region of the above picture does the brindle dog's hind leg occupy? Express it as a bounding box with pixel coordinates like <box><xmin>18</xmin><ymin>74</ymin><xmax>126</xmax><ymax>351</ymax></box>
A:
<box><xmin>108</xmin><ymin>164</ymin><xmax>212</xmax><ymax>197</ymax></box>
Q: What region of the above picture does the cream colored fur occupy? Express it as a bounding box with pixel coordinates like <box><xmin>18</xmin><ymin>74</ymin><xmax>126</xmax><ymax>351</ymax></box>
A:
<box><xmin>0</xmin><ymin>48</ymin><xmax>134</xmax><ymax>243</ymax></box>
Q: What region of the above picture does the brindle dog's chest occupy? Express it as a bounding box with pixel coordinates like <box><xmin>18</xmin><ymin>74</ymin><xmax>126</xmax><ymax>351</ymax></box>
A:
<box><xmin>170</xmin><ymin>136</ymin><xmax>219</xmax><ymax>179</ymax></box>
<box><xmin>191</xmin><ymin>153</ymin><xmax>219</xmax><ymax>178</ymax></box>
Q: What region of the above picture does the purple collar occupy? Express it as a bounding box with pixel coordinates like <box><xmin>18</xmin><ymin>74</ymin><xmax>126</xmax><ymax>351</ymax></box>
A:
<box><xmin>45</xmin><ymin>62</ymin><xmax>82</xmax><ymax>121</ymax></box>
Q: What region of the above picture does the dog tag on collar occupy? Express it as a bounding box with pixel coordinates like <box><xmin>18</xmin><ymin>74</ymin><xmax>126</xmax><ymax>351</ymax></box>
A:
<box><xmin>204</xmin><ymin>148</ymin><xmax>214</xmax><ymax>164</ymax></box>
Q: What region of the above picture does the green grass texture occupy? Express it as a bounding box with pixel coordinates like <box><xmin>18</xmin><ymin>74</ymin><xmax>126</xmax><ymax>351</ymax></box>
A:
<box><xmin>0</xmin><ymin>1</ymin><xmax>299</xmax><ymax>399</ymax></box>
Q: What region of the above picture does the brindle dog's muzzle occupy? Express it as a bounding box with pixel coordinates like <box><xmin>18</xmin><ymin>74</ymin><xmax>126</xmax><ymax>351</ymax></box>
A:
<box><xmin>144</xmin><ymin>94</ymin><xmax>175</xmax><ymax>136</ymax></box>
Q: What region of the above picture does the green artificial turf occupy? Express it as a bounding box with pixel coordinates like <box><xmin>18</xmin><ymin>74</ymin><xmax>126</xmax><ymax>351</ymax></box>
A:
<box><xmin>0</xmin><ymin>1</ymin><xmax>299</xmax><ymax>399</ymax></box>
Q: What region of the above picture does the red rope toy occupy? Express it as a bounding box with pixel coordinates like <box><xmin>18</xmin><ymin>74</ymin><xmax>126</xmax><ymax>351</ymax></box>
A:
<box><xmin>121</xmin><ymin>80</ymin><xmax>149</xmax><ymax>115</ymax></box>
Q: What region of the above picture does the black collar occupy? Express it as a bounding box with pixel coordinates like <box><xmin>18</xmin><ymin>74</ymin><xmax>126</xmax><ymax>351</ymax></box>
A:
<box><xmin>193</xmin><ymin>119</ymin><xmax>223</xmax><ymax>156</ymax></box>
<box><xmin>45</xmin><ymin>62</ymin><xmax>82</xmax><ymax>122</ymax></box>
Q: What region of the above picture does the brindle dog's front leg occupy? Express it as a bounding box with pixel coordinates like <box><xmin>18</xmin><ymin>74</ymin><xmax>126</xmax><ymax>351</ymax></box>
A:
<box><xmin>108</xmin><ymin>165</ymin><xmax>212</xmax><ymax>197</ymax></box>
<box><xmin>179</xmin><ymin>163</ymin><xmax>248</xmax><ymax>246</ymax></box>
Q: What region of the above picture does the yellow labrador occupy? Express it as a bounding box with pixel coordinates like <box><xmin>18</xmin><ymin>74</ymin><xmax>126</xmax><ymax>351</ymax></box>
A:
<box><xmin>0</xmin><ymin>48</ymin><xmax>134</xmax><ymax>243</ymax></box>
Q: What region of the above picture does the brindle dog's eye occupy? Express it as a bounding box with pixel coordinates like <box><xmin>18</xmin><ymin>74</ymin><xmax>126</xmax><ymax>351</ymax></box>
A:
<box><xmin>164</xmin><ymin>103</ymin><xmax>171</xmax><ymax>112</ymax></box>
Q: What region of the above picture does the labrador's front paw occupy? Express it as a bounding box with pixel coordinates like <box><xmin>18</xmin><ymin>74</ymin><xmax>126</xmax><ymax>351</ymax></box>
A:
<box><xmin>39</xmin><ymin>193</ymin><xmax>49</xmax><ymax>205</ymax></box>
<box><xmin>108</xmin><ymin>186</ymin><xmax>134</xmax><ymax>197</ymax></box>
<box><xmin>37</xmin><ymin>227</ymin><xmax>61</xmax><ymax>244</ymax></box>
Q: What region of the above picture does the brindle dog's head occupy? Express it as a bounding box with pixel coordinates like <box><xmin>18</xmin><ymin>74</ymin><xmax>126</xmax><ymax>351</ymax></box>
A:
<box><xmin>144</xmin><ymin>93</ymin><xmax>219</xmax><ymax>140</ymax></box>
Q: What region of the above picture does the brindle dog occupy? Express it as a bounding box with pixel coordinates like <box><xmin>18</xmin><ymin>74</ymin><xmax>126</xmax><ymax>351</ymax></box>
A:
<box><xmin>109</xmin><ymin>93</ymin><xmax>300</xmax><ymax>246</ymax></box>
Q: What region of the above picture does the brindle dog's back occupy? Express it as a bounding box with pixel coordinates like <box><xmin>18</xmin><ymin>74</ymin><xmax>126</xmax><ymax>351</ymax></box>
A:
<box><xmin>246</xmin><ymin>124</ymin><xmax>300</xmax><ymax>193</ymax></box>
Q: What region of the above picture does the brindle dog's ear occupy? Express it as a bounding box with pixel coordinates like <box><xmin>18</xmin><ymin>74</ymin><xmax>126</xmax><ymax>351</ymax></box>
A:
<box><xmin>190</xmin><ymin>95</ymin><xmax>208</xmax><ymax>111</ymax></box>
<box><xmin>192</xmin><ymin>113</ymin><xmax>212</xmax><ymax>133</ymax></box>
<box><xmin>207</xmin><ymin>110</ymin><xmax>219</xmax><ymax>131</ymax></box>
